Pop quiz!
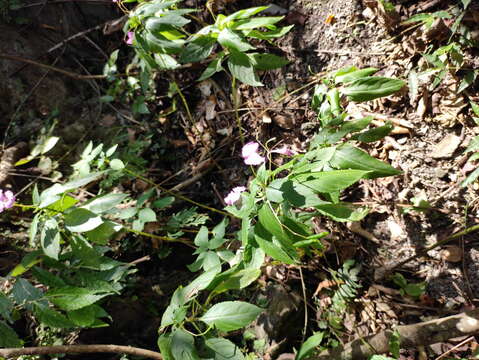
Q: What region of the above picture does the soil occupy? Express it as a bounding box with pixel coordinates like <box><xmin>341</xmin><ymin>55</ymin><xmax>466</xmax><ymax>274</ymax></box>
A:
<box><xmin>1</xmin><ymin>0</ymin><xmax>479</xmax><ymax>358</ymax></box>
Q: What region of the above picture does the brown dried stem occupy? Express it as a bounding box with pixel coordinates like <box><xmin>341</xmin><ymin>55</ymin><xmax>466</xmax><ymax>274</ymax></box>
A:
<box><xmin>0</xmin><ymin>344</ymin><xmax>163</xmax><ymax>360</ymax></box>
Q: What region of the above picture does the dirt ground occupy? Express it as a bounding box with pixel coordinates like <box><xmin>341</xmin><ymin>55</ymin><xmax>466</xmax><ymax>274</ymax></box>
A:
<box><xmin>1</xmin><ymin>0</ymin><xmax>479</xmax><ymax>358</ymax></box>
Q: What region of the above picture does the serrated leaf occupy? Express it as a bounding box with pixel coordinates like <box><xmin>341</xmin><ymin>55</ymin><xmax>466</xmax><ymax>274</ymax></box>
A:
<box><xmin>11</xmin><ymin>278</ymin><xmax>43</xmax><ymax>309</ymax></box>
<box><xmin>68</xmin><ymin>305</ymin><xmax>96</xmax><ymax>327</ymax></box>
<box><xmin>85</xmin><ymin>221</ymin><xmax>122</xmax><ymax>245</ymax></box>
<box><xmin>342</xmin><ymin>76</ymin><xmax>405</xmax><ymax>102</ymax></box>
<box><xmin>0</xmin><ymin>293</ymin><xmax>13</xmax><ymax>322</ymax></box>
<box><xmin>34</xmin><ymin>304</ymin><xmax>75</xmax><ymax>328</ymax></box>
<box><xmin>65</xmin><ymin>208</ymin><xmax>103</xmax><ymax>233</ymax></box>
<box><xmin>155</xmin><ymin>53</ymin><xmax>180</xmax><ymax>70</ymax></box>
<box><xmin>200</xmin><ymin>301</ymin><xmax>262</xmax><ymax>332</ymax></box>
<box><xmin>41</xmin><ymin>217</ymin><xmax>61</xmax><ymax>259</ymax></box>
<box><xmin>198</xmin><ymin>55</ymin><xmax>224</xmax><ymax>81</ymax></box>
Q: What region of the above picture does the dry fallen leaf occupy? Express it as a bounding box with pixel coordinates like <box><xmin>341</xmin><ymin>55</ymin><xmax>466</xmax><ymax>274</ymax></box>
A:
<box><xmin>431</xmin><ymin>134</ymin><xmax>462</xmax><ymax>159</ymax></box>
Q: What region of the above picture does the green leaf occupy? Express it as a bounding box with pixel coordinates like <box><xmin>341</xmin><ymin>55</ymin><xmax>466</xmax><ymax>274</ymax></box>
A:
<box><xmin>29</xmin><ymin>213</ymin><xmax>41</xmax><ymax>246</ymax></box>
<box><xmin>389</xmin><ymin>329</ymin><xmax>401</xmax><ymax>359</ymax></box>
<box><xmin>461</xmin><ymin>167</ymin><xmax>479</xmax><ymax>187</ymax></box>
<box><xmin>458</xmin><ymin>70</ymin><xmax>476</xmax><ymax>93</ymax></box>
<box><xmin>222</xmin><ymin>6</ymin><xmax>268</xmax><ymax>22</ymax></box>
<box><xmin>145</xmin><ymin>13</ymin><xmax>191</xmax><ymax>30</ymax></box>
<box><xmin>334</xmin><ymin>67</ymin><xmax>378</xmax><ymax>84</ymax></box>
<box><xmin>171</xmin><ymin>328</ymin><xmax>200</xmax><ymax>360</ymax></box>
<box><xmin>205</xmin><ymin>338</ymin><xmax>245</xmax><ymax>360</ymax></box>
<box><xmin>154</xmin><ymin>53</ymin><xmax>181</xmax><ymax>70</ymax></box>
<box><xmin>471</xmin><ymin>101</ymin><xmax>479</xmax><ymax>117</ymax></box>
<box><xmin>198</xmin><ymin>54</ymin><xmax>225</xmax><ymax>81</ymax></box>
<box><xmin>254</xmin><ymin>234</ymin><xmax>295</xmax><ymax>264</ymax></box>
<box><xmin>46</xmin><ymin>287</ymin><xmax>111</xmax><ymax>311</ymax></box>
<box><xmin>342</xmin><ymin>76</ymin><xmax>405</xmax><ymax>102</ymax></box>
<box><xmin>293</xmin><ymin>170</ymin><xmax>370</xmax><ymax>193</ymax></box>
<box><xmin>193</xmin><ymin>226</ymin><xmax>209</xmax><ymax>248</ymax></box>
<box><xmin>31</xmin><ymin>266</ymin><xmax>66</xmax><ymax>287</ymax></box>
<box><xmin>249</xmin><ymin>53</ymin><xmax>289</xmax><ymax>70</ymax></box>
<box><xmin>85</xmin><ymin>221</ymin><xmax>122</xmax><ymax>245</ymax></box>
<box><xmin>152</xmin><ymin>196</ymin><xmax>175</xmax><ymax>209</ymax></box>
<box><xmin>65</xmin><ymin>208</ymin><xmax>103</xmax><ymax>233</ymax></box>
<box><xmin>82</xmin><ymin>193</ymin><xmax>127</xmax><ymax>213</ymax></box>
<box><xmin>109</xmin><ymin>159</ymin><xmax>125</xmax><ymax>170</ymax></box>
<box><xmin>244</xmin><ymin>25</ymin><xmax>293</xmax><ymax>39</ymax></box>
<box><xmin>145</xmin><ymin>32</ymin><xmax>184</xmax><ymax>54</ymax></box>
<box><xmin>138</xmin><ymin>208</ymin><xmax>157</xmax><ymax>222</ymax></box>
<box><xmin>68</xmin><ymin>305</ymin><xmax>97</xmax><ymax>327</ymax></box>
<box><xmin>158</xmin><ymin>334</ymin><xmax>174</xmax><ymax>360</ymax></box>
<box><xmin>179</xmin><ymin>35</ymin><xmax>216</xmax><ymax>63</ymax></box>
<box><xmin>233</xmin><ymin>16</ymin><xmax>283</xmax><ymax>30</ymax></box>
<box><xmin>11</xmin><ymin>278</ymin><xmax>43</xmax><ymax>309</ymax></box>
<box><xmin>369</xmin><ymin>356</ymin><xmax>396</xmax><ymax>360</ymax></box>
<box><xmin>218</xmin><ymin>28</ymin><xmax>254</xmax><ymax>52</ymax></box>
<box><xmin>200</xmin><ymin>301</ymin><xmax>262</xmax><ymax>332</ymax></box>
<box><xmin>258</xmin><ymin>203</ymin><xmax>288</xmax><ymax>242</ymax></box>
<box><xmin>212</xmin><ymin>268</ymin><xmax>261</xmax><ymax>294</ymax></box>
<box><xmin>295</xmin><ymin>332</ymin><xmax>324</xmax><ymax>360</ymax></box>
<box><xmin>47</xmin><ymin>195</ymin><xmax>78</xmax><ymax>212</ymax></box>
<box><xmin>228</xmin><ymin>51</ymin><xmax>263</xmax><ymax>86</ymax></box>
<box><xmin>34</xmin><ymin>304</ymin><xmax>75</xmax><ymax>328</ymax></box>
<box><xmin>9</xmin><ymin>250</ymin><xmax>43</xmax><ymax>277</ymax></box>
<box><xmin>0</xmin><ymin>321</ymin><xmax>23</xmax><ymax>347</ymax></box>
<box><xmin>0</xmin><ymin>293</ymin><xmax>13</xmax><ymax>322</ymax></box>
<box><xmin>330</xmin><ymin>143</ymin><xmax>401</xmax><ymax>178</ymax></box>
<box><xmin>41</xmin><ymin>217</ymin><xmax>61</xmax><ymax>260</ymax></box>
<box><xmin>352</xmin><ymin>122</ymin><xmax>394</xmax><ymax>143</ymax></box>
<box><xmin>315</xmin><ymin>202</ymin><xmax>368</xmax><ymax>222</ymax></box>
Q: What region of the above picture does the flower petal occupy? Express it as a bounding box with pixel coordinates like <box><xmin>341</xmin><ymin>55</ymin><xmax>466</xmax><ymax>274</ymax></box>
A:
<box><xmin>244</xmin><ymin>153</ymin><xmax>265</xmax><ymax>165</ymax></box>
<box><xmin>224</xmin><ymin>186</ymin><xmax>246</xmax><ymax>206</ymax></box>
<box><xmin>271</xmin><ymin>145</ymin><xmax>295</xmax><ymax>156</ymax></box>
<box><xmin>241</xmin><ymin>142</ymin><xmax>260</xmax><ymax>159</ymax></box>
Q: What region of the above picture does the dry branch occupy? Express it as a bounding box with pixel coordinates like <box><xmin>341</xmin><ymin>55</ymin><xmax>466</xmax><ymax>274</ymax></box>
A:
<box><xmin>313</xmin><ymin>309</ymin><xmax>479</xmax><ymax>360</ymax></box>
<box><xmin>0</xmin><ymin>344</ymin><xmax>163</xmax><ymax>360</ymax></box>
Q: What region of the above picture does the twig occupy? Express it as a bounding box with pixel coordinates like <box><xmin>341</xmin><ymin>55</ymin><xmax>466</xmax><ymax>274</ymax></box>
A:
<box><xmin>377</xmin><ymin>223</ymin><xmax>479</xmax><ymax>280</ymax></box>
<box><xmin>313</xmin><ymin>309</ymin><xmax>479</xmax><ymax>360</ymax></box>
<box><xmin>0</xmin><ymin>54</ymin><xmax>106</xmax><ymax>80</ymax></box>
<box><xmin>435</xmin><ymin>336</ymin><xmax>474</xmax><ymax>360</ymax></box>
<box><xmin>0</xmin><ymin>345</ymin><xmax>163</xmax><ymax>360</ymax></box>
<box><xmin>46</xmin><ymin>23</ymin><xmax>103</xmax><ymax>54</ymax></box>
<box><xmin>316</xmin><ymin>49</ymin><xmax>385</xmax><ymax>56</ymax></box>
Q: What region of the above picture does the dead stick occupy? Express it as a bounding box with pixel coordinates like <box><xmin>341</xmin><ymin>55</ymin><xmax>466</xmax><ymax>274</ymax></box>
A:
<box><xmin>0</xmin><ymin>345</ymin><xmax>163</xmax><ymax>360</ymax></box>
<box><xmin>0</xmin><ymin>54</ymin><xmax>105</xmax><ymax>80</ymax></box>
<box><xmin>313</xmin><ymin>309</ymin><xmax>479</xmax><ymax>360</ymax></box>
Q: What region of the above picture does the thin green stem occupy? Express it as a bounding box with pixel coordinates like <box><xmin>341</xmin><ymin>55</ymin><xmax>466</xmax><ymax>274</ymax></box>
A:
<box><xmin>122</xmin><ymin>167</ymin><xmax>231</xmax><ymax>217</ymax></box>
<box><xmin>123</xmin><ymin>226</ymin><xmax>193</xmax><ymax>247</ymax></box>
<box><xmin>232</xmin><ymin>77</ymin><xmax>244</xmax><ymax>145</ymax></box>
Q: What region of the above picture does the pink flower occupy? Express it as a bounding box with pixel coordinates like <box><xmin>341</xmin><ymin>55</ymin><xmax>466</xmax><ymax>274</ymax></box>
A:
<box><xmin>241</xmin><ymin>142</ymin><xmax>265</xmax><ymax>165</ymax></box>
<box><xmin>271</xmin><ymin>145</ymin><xmax>295</xmax><ymax>156</ymax></box>
<box><xmin>126</xmin><ymin>31</ymin><xmax>134</xmax><ymax>45</ymax></box>
<box><xmin>224</xmin><ymin>186</ymin><xmax>246</xmax><ymax>206</ymax></box>
<box><xmin>0</xmin><ymin>190</ymin><xmax>15</xmax><ymax>213</ymax></box>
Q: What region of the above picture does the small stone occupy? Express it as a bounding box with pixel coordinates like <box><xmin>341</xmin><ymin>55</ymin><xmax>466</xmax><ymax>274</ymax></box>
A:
<box><xmin>431</xmin><ymin>134</ymin><xmax>462</xmax><ymax>159</ymax></box>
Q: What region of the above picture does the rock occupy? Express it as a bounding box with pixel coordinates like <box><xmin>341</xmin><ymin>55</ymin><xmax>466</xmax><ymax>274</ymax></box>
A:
<box><xmin>431</xmin><ymin>134</ymin><xmax>462</xmax><ymax>159</ymax></box>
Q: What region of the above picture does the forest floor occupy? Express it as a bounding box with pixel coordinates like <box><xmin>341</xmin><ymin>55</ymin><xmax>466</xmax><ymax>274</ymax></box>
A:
<box><xmin>1</xmin><ymin>0</ymin><xmax>479</xmax><ymax>359</ymax></box>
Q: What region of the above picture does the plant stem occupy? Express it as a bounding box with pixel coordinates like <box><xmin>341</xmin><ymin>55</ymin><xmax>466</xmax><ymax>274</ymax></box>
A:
<box><xmin>122</xmin><ymin>167</ymin><xmax>231</xmax><ymax>217</ymax></box>
<box><xmin>123</xmin><ymin>226</ymin><xmax>194</xmax><ymax>247</ymax></box>
<box><xmin>232</xmin><ymin>77</ymin><xmax>244</xmax><ymax>145</ymax></box>
<box><xmin>384</xmin><ymin>223</ymin><xmax>479</xmax><ymax>276</ymax></box>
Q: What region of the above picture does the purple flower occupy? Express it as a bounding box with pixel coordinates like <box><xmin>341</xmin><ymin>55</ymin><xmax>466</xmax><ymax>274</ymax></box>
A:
<box><xmin>0</xmin><ymin>190</ymin><xmax>15</xmax><ymax>213</ymax></box>
<box><xmin>241</xmin><ymin>142</ymin><xmax>265</xmax><ymax>165</ymax></box>
<box><xmin>224</xmin><ymin>186</ymin><xmax>246</xmax><ymax>206</ymax></box>
<box><xmin>126</xmin><ymin>31</ymin><xmax>134</xmax><ymax>45</ymax></box>
<box><xmin>271</xmin><ymin>145</ymin><xmax>295</xmax><ymax>156</ymax></box>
